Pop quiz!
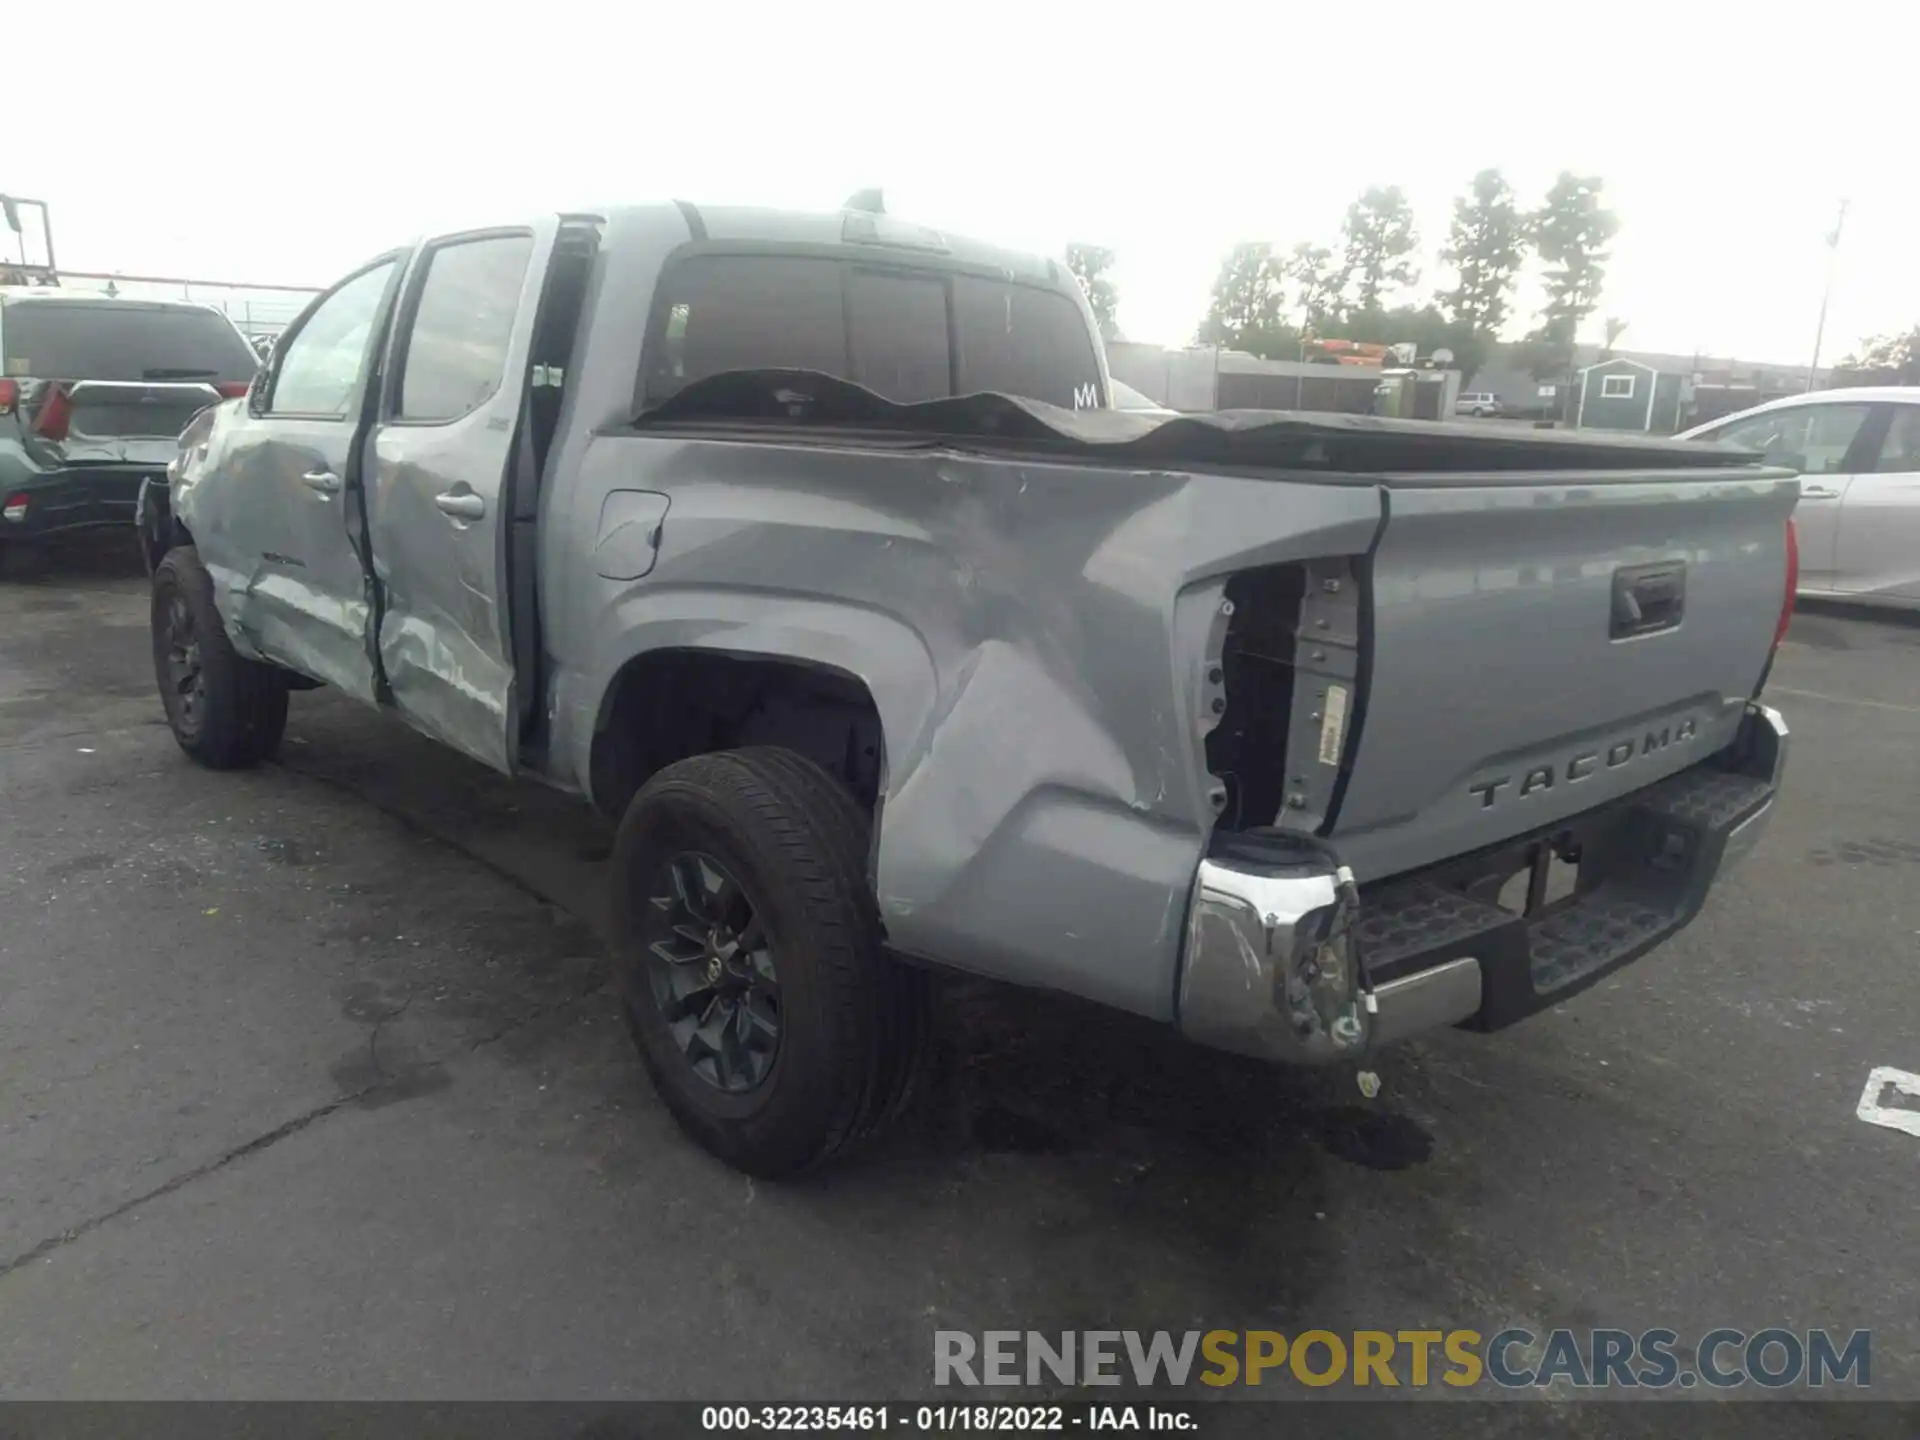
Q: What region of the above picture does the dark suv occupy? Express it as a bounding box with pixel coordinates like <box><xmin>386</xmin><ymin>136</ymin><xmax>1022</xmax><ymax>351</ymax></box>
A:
<box><xmin>0</xmin><ymin>291</ymin><xmax>259</xmax><ymax>569</ymax></box>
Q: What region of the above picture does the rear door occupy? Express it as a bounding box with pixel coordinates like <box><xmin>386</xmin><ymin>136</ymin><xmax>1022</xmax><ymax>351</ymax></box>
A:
<box><xmin>365</xmin><ymin>224</ymin><xmax>548</xmax><ymax>771</ymax></box>
<box><xmin>207</xmin><ymin>256</ymin><xmax>404</xmax><ymax>701</ymax></box>
<box><xmin>1700</xmin><ymin>399</ymin><xmax>1878</xmax><ymax>589</ymax></box>
<box><xmin>1833</xmin><ymin>401</ymin><xmax>1920</xmax><ymax>602</ymax></box>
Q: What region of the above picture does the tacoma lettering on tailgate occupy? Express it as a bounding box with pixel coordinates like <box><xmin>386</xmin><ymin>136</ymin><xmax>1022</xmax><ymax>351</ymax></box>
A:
<box><xmin>1468</xmin><ymin>716</ymin><xmax>1699</xmax><ymax>810</ymax></box>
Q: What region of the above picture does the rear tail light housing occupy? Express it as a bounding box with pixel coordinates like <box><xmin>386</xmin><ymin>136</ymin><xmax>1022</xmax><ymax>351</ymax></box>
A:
<box><xmin>33</xmin><ymin>383</ymin><xmax>72</xmax><ymax>442</ymax></box>
<box><xmin>3</xmin><ymin>493</ymin><xmax>27</xmax><ymax>523</ymax></box>
<box><xmin>0</xmin><ymin>378</ymin><xmax>16</xmax><ymax>414</ymax></box>
<box><xmin>215</xmin><ymin>380</ymin><xmax>251</xmax><ymax>399</ymax></box>
<box><xmin>1773</xmin><ymin>517</ymin><xmax>1798</xmax><ymax>650</ymax></box>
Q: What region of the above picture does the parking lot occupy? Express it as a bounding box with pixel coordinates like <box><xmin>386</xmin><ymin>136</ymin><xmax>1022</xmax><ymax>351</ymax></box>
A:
<box><xmin>1</xmin><ymin>538</ymin><xmax>1916</xmax><ymax>1420</ymax></box>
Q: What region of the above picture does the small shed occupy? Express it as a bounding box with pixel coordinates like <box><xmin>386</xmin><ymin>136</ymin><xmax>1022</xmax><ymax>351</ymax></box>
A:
<box><xmin>1576</xmin><ymin>356</ymin><xmax>1686</xmax><ymax>434</ymax></box>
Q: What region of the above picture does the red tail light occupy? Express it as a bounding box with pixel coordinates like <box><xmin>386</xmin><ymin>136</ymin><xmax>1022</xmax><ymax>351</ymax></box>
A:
<box><xmin>1774</xmin><ymin>517</ymin><xmax>1798</xmax><ymax>649</ymax></box>
<box><xmin>3</xmin><ymin>492</ymin><xmax>28</xmax><ymax>522</ymax></box>
<box><xmin>34</xmin><ymin>383</ymin><xmax>72</xmax><ymax>442</ymax></box>
<box><xmin>0</xmin><ymin>379</ymin><xmax>16</xmax><ymax>414</ymax></box>
<box><xmin>215</xmin><ymin>381</ymin><xmax>251</xmax><ymax>399</ymax></box>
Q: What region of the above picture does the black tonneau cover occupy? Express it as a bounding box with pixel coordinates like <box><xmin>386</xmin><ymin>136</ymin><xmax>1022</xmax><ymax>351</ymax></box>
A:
<box><xmin>634</xmin><ymin>370</ymin><xmax>1769</xmax><ymax>477</ymax></box>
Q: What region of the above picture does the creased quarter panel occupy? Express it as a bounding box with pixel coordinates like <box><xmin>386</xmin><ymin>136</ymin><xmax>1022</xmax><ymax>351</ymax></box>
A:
<box><xmin>566</xmin><ymin>435</ymin><xmax>1382</xmax><ymax>1019</ymax></box>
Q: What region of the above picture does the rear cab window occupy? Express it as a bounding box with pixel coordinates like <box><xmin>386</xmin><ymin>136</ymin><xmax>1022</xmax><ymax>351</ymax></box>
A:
<box><xmin>2</xmin><ymin>300</ymin><xmax>258</xmax><ymax>383</ymax></box>
<box><xmin>640</xmin><ymin>251</ymin><xmax>1103</xmax><ymax>413</ymax></box>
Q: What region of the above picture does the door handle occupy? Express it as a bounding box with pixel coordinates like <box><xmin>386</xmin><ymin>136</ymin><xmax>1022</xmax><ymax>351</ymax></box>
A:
<box><xmin>1800</xmin><ymin>484</ymin><xmax>1842</xmax><ymax>500</ymax></box>
<box><xmin>301</xmin><ymin>469</ymin><xmax>342</xmax><ymax>495</ymax></box>
<box><xmin>434</xmin><ymin>490</ymin><xmax>486</xmax><ymax>521</ymax></box>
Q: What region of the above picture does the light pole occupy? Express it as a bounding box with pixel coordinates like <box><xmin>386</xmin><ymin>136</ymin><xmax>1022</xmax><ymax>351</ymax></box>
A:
<box><xmin>1806</xmin><ymin>198</ymin><xmax>1849</xmax><ymax>392</ymax></box>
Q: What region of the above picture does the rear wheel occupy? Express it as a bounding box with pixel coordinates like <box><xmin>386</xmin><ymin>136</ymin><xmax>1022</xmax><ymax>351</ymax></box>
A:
<box><xmin>151</xmin><ymin>546</ymin><xmax>290</xmax><ymax>768</ymax></box>
<box><xmin>610</xmin><ymin>747</ymin><xmax>929</xmax><ymax>1177</ymax></box>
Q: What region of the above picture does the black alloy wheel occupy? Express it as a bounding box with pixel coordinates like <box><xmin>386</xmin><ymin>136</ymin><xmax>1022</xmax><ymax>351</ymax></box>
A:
<box><xmin>641</xmin><ymin>851</ymin><xmax>783</xmax><ymax>1093</ymax></box>
<box><xmin>161</xmin><ymin>588</ymin><xmax>208</xmax><ymax>741</ymax></box>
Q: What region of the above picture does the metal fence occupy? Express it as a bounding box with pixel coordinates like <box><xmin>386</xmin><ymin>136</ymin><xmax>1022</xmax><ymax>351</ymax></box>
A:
<box><xmin>44</xmin><ymin>270</ymin><xmax>323</xmax><ymax>343</ymax></box>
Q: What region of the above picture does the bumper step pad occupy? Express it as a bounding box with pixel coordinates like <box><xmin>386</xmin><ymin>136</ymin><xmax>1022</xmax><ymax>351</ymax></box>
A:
<box><xmin>1356</xmin><ymin>765</ymin><xmax>1776</xmax><ymax>1030</ymax></box>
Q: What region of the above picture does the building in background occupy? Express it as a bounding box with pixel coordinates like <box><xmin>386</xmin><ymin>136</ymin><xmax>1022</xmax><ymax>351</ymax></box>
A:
<box><xmin>1107</xmin><ymin>341</ymin><xmax>1461</xmax><ymax>418</ymax></box>
<box><xmin>1466</xmin><ymin>343</ymin><xmax>1830</xmax><ymax>431</ymax></box>
<box><xmin>1575</xmin><ymin>357</ymin><xmax>1686</xmax><ymax>433</ymax></box>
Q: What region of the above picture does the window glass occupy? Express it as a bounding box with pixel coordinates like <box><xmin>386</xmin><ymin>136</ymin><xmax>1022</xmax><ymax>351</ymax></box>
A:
<box><xmin>396</xmin><ymin>235</ymin><xmax>533</xmax><ymax>422</ymax></box>
<box><xmin>1872</xmin><ymin>406</ymin><xmax>1920</xmax><ymax>473</ymax></box>
<box><xmin>269</xmin><ymin>262</ymin><xmax>396</xmax><ymax>417</ymax></box>
<box><xmin>642</xmin><ymin>255</ymin><xmax>847</xmax><ymax>404</ymax></box>
<box><xmin>1601</xmin><ymin>374</ymin><xmax>1635</xmax><ymax>399</ymax></box>
<box><xmin>638</xmin><ymin>253</ymin><xmax>1106</xmax><ymax>414</ymax></box>
<box><xmin>953</xmin><ymin>277</ymin><xmax>1104</xmax><ymax>410</ymax></box>
<box><xmin>1</xmin><ymin>300</ymin><xmax>258</xmax><ymax>383</ymax></box>
<box><xmin>848</xmin><ymin>270</ymin><xmax>949</xmax><ymax>403</ymax></box>
<box><xmin>1713</xmin><ymin>403</ymin><xmax>1870</xmax><ymax>475</ymax></box>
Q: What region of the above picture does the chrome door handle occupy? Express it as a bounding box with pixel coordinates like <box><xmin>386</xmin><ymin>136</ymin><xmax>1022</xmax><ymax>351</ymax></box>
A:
<box><xmin>301</xmin><ymin>469</ymin><xmax>342</xmax><ymax>495</ymax></box>
<box><xmin>434</xmin><ymin>490</ymin><xmax>486</xmax><ymax>521</ymax></box>
<box><xmin>1800</xmin><ymin>484</ymin><xmax>1842</xmax><ymax>500</ymax></box>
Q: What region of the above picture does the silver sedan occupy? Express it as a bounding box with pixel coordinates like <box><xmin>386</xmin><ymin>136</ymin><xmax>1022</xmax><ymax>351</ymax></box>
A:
<box><xmin>1681</xmin><ymin>386</ymin><xmax>1920</xmax><ymax>611</ymax></box>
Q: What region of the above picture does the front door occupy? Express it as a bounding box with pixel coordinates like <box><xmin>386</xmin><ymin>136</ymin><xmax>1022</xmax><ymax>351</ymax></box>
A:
<box><xmin>1835</xmin><ymin>402</ymin><xmax>1920</xmax><ymax>602</ymax></box>
<box><xmin>365</xmin><ymin>226</ymin><xmax>549</xmax><ymax>772</ymax></box>
<box><xmin>209</xmin><ymin>256</ymin><xmax>404</xmax><ymax>703</ymax></box>
<box><xmin>1704</xmin><ymin>399</ymin><xmax>1879</xmax><ymax>592</ymax></box>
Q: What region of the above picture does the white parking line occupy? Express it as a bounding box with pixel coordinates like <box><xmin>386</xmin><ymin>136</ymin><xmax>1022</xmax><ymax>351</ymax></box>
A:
<box><xmin>1857</xmin><ymin>1067</ymin><xmax>1920</xmax><ymax>1139</ymax></box>
<box><xmin>1770</xmin><ymin>687</ymin><xmax>1920</xmax><ymax>717</ymax></box>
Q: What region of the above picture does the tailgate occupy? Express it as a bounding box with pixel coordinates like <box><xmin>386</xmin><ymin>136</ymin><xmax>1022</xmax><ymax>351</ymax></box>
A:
<box><xmin>1325</xmin><ymin>469</ymin><xmax>1798</xmax><ymax>882</ymax></box>
<box><xmin>63</xmin><ymin>380</ymin><xmax>222</xmax><ymax>447</ymax></box>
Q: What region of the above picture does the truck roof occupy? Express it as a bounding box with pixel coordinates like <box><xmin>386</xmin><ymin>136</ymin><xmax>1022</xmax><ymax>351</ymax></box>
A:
<box><xmin>0</xmin><ymin>288</ymin><xmax>235</xmax><ymax>318</ymax></box>
<box><xmin>627</xmin><ymin>202</ymin><xmax>1064</xmax><ymax>284</ymax></box>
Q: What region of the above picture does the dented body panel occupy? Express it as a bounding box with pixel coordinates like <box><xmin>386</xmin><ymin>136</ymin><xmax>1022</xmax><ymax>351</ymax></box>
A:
<box><xmin>542</xmin><ymin>435</ymin><xmax>1381</xmax><ymax>1017</ymax></box>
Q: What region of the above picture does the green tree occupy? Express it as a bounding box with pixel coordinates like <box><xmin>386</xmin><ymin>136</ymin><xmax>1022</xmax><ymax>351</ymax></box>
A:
<box><xmin>1528</xmin><ymin>172</ymin><xmax>1619</xmax><ymax>379</ymax></box>
<box><xmin>1066</xmin><ymin>242</ymin><xmax>1120</xmax><ymax>338</ymax></box>
<box><xmin>1284</xmin><ymin>241</ymin><xmax>1344</xmax><ymax>334</ymax></box>
<box><xmin>1437</xmin><ymin>168</ymin><xmax>1526</xmax><ymax>381</ymax></box>
<box><xmin>1197</xmin><ymin>242</ymin><xmax>1298</xmax><ymax>359</ymax></box>
<box><xmin>1339</xmin><ymin>185</ymin><xmax>1420</xmax><ymax>316</ymax></box>
<box><xmin>1315</xmin><ymin>302</ymin><xmax>1470</xmax><ymax>364</ymax></box>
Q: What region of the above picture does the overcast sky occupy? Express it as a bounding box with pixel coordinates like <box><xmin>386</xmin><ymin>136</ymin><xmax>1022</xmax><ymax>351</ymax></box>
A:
<box><xmin>8</xmin><ymin>1</ymin><xmax>1913</xmax><ymax>367</ymax></box>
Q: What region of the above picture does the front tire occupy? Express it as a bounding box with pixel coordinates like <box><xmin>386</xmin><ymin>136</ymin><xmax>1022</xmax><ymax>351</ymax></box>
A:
<box><xmin>151</xmin><ymin>546</ymin><xmax>290</xmax><ymax>768</ymax></box>
<box><xmin>610</xmin><ymin>747</ymin><xmax>928</xmax><ymax>1177</ymax></box>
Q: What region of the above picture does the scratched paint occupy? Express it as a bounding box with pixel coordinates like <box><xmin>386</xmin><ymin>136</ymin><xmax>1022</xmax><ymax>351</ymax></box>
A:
<box><xmin>1855</xmin><ymin>1067</ymin><xmax>1920</xmax><ymax>1138</ymax></box>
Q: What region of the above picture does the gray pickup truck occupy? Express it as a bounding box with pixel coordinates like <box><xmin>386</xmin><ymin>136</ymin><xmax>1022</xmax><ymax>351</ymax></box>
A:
<box><xmin>139</xmin><ymin>203</ymin><xmax>1796</xmax><ymax>1177</ymax></box>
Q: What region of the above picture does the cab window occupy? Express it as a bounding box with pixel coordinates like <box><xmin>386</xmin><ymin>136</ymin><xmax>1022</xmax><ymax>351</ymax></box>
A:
<box><xmin>267</xmin><ymin>261</ymin><xmax>397</xmax><ymax>418</ymax></box>
<box><xmin>1709</xmin><ymin>402</ymin><xmax>1872</xmax><ymax>475</ymax></box>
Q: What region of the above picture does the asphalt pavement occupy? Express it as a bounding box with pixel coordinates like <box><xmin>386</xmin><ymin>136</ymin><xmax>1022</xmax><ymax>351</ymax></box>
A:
<box><xmin>1</xmin><ymin>537</ymin><xmax>1916</xmax><ymax>1428</ymax></box>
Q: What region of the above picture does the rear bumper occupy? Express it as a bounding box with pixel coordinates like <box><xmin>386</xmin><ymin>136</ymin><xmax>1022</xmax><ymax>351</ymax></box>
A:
<box><xmin>1177</xmin><ymin>702</ymin><xmax>1788</xmax><ymax>1063</ymax></box>
<box><xmin>0</xmin><ymin>464</ymin><xmax>159</xmax><ymax>539</ymax></box>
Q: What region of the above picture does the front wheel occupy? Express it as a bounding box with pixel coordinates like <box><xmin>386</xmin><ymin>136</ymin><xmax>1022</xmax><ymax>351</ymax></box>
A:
<box><xmin>610</xmin><ymin>747</ymin><xmax>928</xmax><ymax>1176</ymax></box>
<box><xmin>151</xmin><ymin>546</ymin><xmax>290</xmax><ymax>768</ymax></box>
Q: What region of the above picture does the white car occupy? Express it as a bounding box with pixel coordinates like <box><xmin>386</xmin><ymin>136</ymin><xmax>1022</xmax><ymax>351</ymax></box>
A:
<box><xmin>1455</xmin><ymin>391</ymin><xmax>1503</xmax><ymax>417</ymax></box>
<box><xmin>1680</xmin><ymin>386</ymin><xmax>1920</xmax><ymax>611</ymax></box>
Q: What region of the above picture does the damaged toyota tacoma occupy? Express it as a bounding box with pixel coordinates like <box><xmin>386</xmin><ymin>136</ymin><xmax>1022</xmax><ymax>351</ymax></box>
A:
<box><xmin>139</xmin><ymin>203</ymin><xmax>1796</xmax><ymax>1176</ymax></box>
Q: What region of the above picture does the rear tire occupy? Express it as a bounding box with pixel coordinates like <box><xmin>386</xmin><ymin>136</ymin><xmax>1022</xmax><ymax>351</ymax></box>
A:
<box><xmin>151</xmin><ymin>546</ymin><xmax>290</xmax><ymax>769</ymax></box>
<box><xmin>610</xmin><ymin>747</ymin><xmax>929</xmax><ymax>1177</ymax></box>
